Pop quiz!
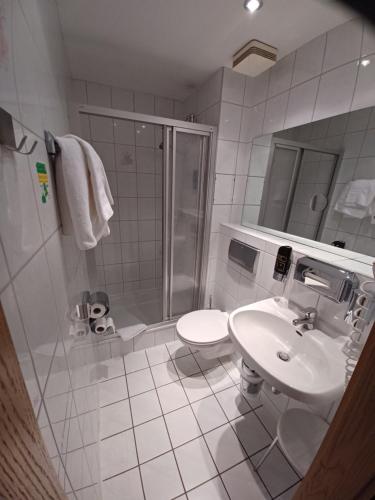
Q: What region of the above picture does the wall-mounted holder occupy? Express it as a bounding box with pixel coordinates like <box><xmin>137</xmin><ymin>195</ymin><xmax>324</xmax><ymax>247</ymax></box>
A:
<box><xmin>228</xmin><ymin>239</ymin><xmax>259</xmax><ymax>273</ymax></box>
<box><xmin>294</xmin><ymin>257</ymin><xmax>359</xmax><ymax>303</ymax></box>
<box><xmin>0</xmin><ymin>107</ymin><xmax>37</xmax><ymax>155</ymax></box>
<box><xmin>44</xmin><ymin>130</ymin><xmax>60</xmax><ymax>161</ymax></box>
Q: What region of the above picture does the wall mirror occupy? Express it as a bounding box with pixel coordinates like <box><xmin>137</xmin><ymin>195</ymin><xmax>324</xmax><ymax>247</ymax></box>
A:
<box><xmin>241</xmin><ymin>106</ymin><xmax>375</xmax><ymax>269</ymax></box>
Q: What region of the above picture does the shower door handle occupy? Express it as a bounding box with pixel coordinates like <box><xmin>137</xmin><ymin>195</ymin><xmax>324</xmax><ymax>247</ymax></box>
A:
<box><xmin>310</xmin><ymin>193</ymin><xmax>328</xmax><ymax>212</ymax></box>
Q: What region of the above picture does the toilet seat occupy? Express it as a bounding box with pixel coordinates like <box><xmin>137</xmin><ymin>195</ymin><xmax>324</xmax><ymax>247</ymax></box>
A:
<box><xmin>176</xmin><ymin>309</ymin><xmax>229</xmax><ymax>346</ymax></box>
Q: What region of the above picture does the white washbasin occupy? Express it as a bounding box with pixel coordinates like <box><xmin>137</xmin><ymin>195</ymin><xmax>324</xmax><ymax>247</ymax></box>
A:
<box><xmin>228</xmin><ymin>297</ymin><xmax>346</xmax><ymax>404</ymax></box>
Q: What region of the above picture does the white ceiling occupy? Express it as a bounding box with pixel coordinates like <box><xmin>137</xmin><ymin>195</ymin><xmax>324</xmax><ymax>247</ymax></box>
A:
<box><xmin>58</xmin><ymin>0</ymin><xmax>354</xmax><ymax>101</ymax></box>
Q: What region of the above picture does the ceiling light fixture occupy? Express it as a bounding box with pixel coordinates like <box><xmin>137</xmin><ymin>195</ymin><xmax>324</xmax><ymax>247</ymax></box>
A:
<box><xmin>361</xmin><ymin>59</ymin><xmax>370</xmax><ymax>67</ymax></box>
<box><xmin>244</xmin><ymin>0</ymin><xmax>263</xmax><ymax>13</ymax></box>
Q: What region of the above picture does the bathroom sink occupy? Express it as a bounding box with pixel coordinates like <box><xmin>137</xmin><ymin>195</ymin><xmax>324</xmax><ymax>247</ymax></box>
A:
<box><xmin>228</xmin><ymin>297</ymin><xmax>346</xmax><ymax>404</ymax></box>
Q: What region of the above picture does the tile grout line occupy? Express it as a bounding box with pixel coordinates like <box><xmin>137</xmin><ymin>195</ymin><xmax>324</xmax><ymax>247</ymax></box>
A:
<box><xmin>174</xmin><ymin>352</ymin><xmax>235</xmax><ymax>499</ymax></box>
<box><xmin>198</xmin><ymin>357</ymin><xmax>274</xmax><ymax>499</ymax></box>
<box><xmin>119</xmin><ymin>354</ymin><xmax>147</xmax><ymax>500</ymax></box>
<box><xmin>101</xmin><ymin>346</ymin><xmax>301</xmax><ymax>497</ymax></box>
<box><xmin>144</xmin><ymin>347</ymin><xmax>188</xmax><ymax>498</ymax></box>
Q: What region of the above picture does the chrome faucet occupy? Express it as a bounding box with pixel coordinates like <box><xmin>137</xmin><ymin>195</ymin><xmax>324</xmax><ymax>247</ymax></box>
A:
<box><xmin>292</xmin><ymin>307</ymin><xmax>317</xmax><ymax>330</ymax></box>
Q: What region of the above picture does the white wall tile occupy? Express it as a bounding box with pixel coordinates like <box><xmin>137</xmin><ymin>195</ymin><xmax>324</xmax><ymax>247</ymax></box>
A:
<box><xmin>69</xmin><ymin>79</ymin><xmax>87</xmax><ymax>105</ymax></box>
<box><xmin>284</xmin><ymin>77</ymin><xmax>319</xmax><ymax>129</ymax></box>
<box><xmin>134</xmin><ymin>92</ymin><xmax>155</xmax><ymax>114</ymax></box>
<box><xmin>155</xmin><ymin>97</ymin><xmax>174</xmax><ymax>118</ymax></box>
<box><xmin>197</xmin><ymin>69</ymin><xmax>223</xmax><ymax>113</ymax></box>
<box><xmin>313</xmin><ymin>62</ymin><xmax>358</xmax><ymax>121</ymax></box>
<box><xmin>233</xmin><ymin>176</ymin><xmax>247</xmax><ymax>205</ymax></box>
<box><xmin>362</xmin><ymin>23</ymin><xmax>375</xmax><ymax>57</ymax></box>
<box><xmin>268</xmin><ymin>52</ymin><xmax>296</xmax><ymax>98</ymax></box>
<box><xmin>240</xmin><ymin>103</ymin><xmax>265</xmax><ymax>142</ymax></box>
<box><xmin>111</xmin><ymin>87</ymin><xmax>134</xmax><ymax>111</ymax></box>
<box><xmin>219</xmin><ymin>103</ymin><xmax>242</xmax><ymax>141</ymax></box>
<box><xmin>245</xmin><ymin>177</ymin><xmax>265</xmax><ymax>205</ymax></box>
<box><xmin>249</xmin><ymin>145</ymin><xmax>270</xmax><ymax>177</ymax></box>
<box><xmin>87</xmin><ymin>82</ymin><xmax>111</xmax><ymax>106</ymax></box>
<box><xmin>352</xmin><ymin>54</ymin><xmax>375</xmax><ymax>110</ymax></box>
<box><xmin>244</xmin><ymin>71</ymin><xmax>270</xmax><ymax>107</ymax></box>
<box><xmin>292</xmin><ymin>34</ymin><xmax>326</xmax><ymax>86</ymax></box>
<box><xmin>214</xmin><ymin>174</ymin><xmax>235</xmax><ymax>204</ymax></box>
<box><xmin>236</xmin><ymin>142</ymin><xmax>252</xmax><ymax>175</ymax></box>
<box><xmin>222</xmin><ymin>68</ymin><xmax>246</xmax><ymax>105</ymax></box>
<box><xmin>216</xmin><ymin>140</ymin><xmax>238</xmax><ymax>174</ymax></box>
<box><xmin>13</xmin><ymin>249</ymin><xmax>60</xmax><ymax>391</ymax></box>
<box><xmin>0</xmin><ymin>133</ymin><xmax>44</xmax><ymax>276</ymax></box>
<box><xmin>263</xmin><ymin>91</ymin><xmax>289</xmax><ymax>134</ymax></box>
<box><xmin>323</xmin><ymin>19</ymin><xmax>362</xmax><ymax>72</ymax></box>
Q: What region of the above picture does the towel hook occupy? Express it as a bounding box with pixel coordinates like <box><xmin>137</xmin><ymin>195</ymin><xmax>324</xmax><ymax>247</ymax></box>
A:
<box><xmin>0</xmin><ymin>107</ymin><xmax>38</xmax><ymax>155</ymax></box>
<box><xmin>4</xmin><ymin>134</ymin><xmax>38</xmax><ymax>155</ymax></box>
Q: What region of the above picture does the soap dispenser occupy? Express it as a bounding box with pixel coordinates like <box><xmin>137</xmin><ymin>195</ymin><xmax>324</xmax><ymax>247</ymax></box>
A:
<box><xmin>273</xmin><ymin>246</ymin><xmax>292</xmax><ymax>281</ymax></box>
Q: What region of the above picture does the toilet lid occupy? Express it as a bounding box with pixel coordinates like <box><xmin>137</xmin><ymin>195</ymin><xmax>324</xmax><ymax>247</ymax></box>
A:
<box><xmin>176</xmin><ymin>310</ymin><xmax>229</xmax><ymax>345</ymax></box>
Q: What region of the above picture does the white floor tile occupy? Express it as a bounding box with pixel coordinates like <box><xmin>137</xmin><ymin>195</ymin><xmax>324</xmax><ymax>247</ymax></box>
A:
<box><xmin>134</xmin><ymin>416</ymin><xmax>171</xmax><ymax>463</ymax></box>
<box><xmin>101</xmin><ymin>429</ymin><xmax>138</xmax><ymax>479</ymax></box>
<box><xmin>124</xmin><ymin>350</ymin><xmax>149</xmax><ymax>374</ymax></box>
<box><xmin>251</xmin><ymin>446</ymin><xmax>299</xmax><ymax>498</ymax></box>
<box><xmin>191</xmin><ymin>395</ymin><xmax>227</xmax><ymax>433</ymax></box>
<box><xmin>141</xmin><ymin>451</ymin><xmax>184</xmax><ymax>500</ymax></box>
<box><xmin>231</xmin><ymin>413</ymin><xmax>271</xmax><ymax>456</ymax></box>
<box><xmin>216</xmin><ymin>386</ymin><xmax>251</xmax><ymax>420</ymax></box>
<box><xmin>127</xmin><ymin>368</ymin><xmax>155</xmax><ymax>396</ymax></box>
<box><xmin>157</xmin><ymin>381</ymin><xmax>189</xmax><ymax>413</ymax></box>
<box><xmin>166</xmin><ymin>340</ymin><xmax>191</xmax><ymax>359</ymax></box>
<box><xmin>173</xmin><ymin>354</ymin><xmax>201</xmax><ymax>378</ymax></box>
<box><xmin>99</xmin><ymin>376</ymin><xmax>128</xmax><ymax>407</ymax></box>
<box><xmin>193</xmin><ymin>352</ymin><xmax>220</xmax><ymax>371</ymax></box>
<box><xmin>221</xmin><ymin>358</ymin><xmax>242</xmax><ymax>383</ymax></box>
<box><xmin>100</xmin><ymin>399</ymin><xmax>132</xmax><ymax>438</ymax></box>
<box><xmin>165</xmin><ymin>406</ymin><xmax>201</xmax><ymax>448</ymax></box>
<box><xmin>187</xmin><ymin>477</ymin><xmax>229</xmax><ymax>500</ymax></box>
<box><xmin>151</xmin><ymin>360</ymin><xmax>179</xmax><ymax>387</ymax></box>
<box><xmin>130</xmin><ymin>390</ymin><xmax>162</xmax><ymax>426</ymax></box>
<box><xmin>205</xmin><ymin>423</ymin><xmax>247</xmax><ymax>473</ymax></box>
<box><xmin>98</xmin><ymin>357</ymin><xmax>125</xmax><ymax>380</ymax></box>
<box><xmin>102</xmin><ymin>467</ymin><xmax>144</xmax><ymax>500</ymax></box>
<box><xmin>221</xmin><ymin>460</ymin><xmax>270</xmax><ymax>500</ymax></box>
<box><xmin>181</xmin><ymin>374</ymin><xmax>213</xmax><ymax>403</ymax></box>
<box><xmin>146</xmin><ymin>344</ymin><xmax>171</xmax><ymax>365</ymax></box>
<box><xmin>273</xmin><ymin>482</ymin><xmax>301</xmax><ymax>500</ymax></box>
<box><xmin>204</xmin><ymin>366</ymin><xmax>234</xmax><ymax>393</ymax></box>
<box><xmin>254</xmin><ymin>398</ymin><xmax>280</xmax><ymax>437</ymax></box>
<box><xmin>174</xmin><ymin>437</ymin><xmax>217</xmax><ymax>491</ymax></box>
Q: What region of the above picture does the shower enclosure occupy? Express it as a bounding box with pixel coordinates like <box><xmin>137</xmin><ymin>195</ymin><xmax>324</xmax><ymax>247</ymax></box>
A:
<box><xmin>77</xmin><ymin>105</ymin><xmax>215</xmax><ymax>338</ymax></box>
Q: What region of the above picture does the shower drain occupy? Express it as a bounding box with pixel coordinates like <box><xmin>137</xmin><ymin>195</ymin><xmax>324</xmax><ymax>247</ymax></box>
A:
<box><xmin>277</xmin><ymin>351</ymin><xmax>290</xmax><ymax>362</ymax></box>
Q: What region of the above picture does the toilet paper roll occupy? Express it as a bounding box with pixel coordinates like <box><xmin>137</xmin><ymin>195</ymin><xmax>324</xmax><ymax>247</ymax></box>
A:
<box><xmin>89</xmin><ymin>291</ymin><xmax>109</xmax><ymax>319</ymax></box>
<box><xmin>105</xmin><ymin>317</ymin><xmax>116</xmax><ymax>335</ymax></box>
<box><xmin>93</xmin><ymin>317</ymin><xmax>107</xmax><ymax>335</ymax></box>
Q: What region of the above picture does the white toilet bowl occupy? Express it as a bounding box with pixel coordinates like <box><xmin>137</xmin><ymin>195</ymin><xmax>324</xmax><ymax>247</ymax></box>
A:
<box><xmin>176</xmin><ymin>309</ymin><xmax>234</xmax><ymax>359</ymax></box>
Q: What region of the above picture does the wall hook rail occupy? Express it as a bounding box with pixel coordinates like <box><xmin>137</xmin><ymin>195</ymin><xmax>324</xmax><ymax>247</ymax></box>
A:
<box><xmin>0</xmin><ymin>107</ymin><xmax>38</xmax><ymax>155</ymax></box>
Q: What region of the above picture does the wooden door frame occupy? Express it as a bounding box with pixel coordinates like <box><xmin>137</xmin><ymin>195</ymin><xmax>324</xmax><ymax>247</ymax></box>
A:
<box><xmin>294</xmin><ymin>320</ymin><xmax>375</xmax><ymax>499</ymax></box>
<box><xmin>0</xmin><ymin>304</ymin><xmax>67</xmax><ymax>499</ymax></box>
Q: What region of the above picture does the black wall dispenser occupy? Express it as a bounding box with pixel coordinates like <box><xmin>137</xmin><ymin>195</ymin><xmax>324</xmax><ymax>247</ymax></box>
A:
<box><xmin>273</xmin><ymin>246</ymin><xmax>292</xmax><ymax>281</ymax></box>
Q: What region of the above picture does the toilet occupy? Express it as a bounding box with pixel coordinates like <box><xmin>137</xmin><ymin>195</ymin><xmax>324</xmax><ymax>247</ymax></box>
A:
<box><xmin>176</xmin><ymin>309</ymin><xmax>234</xmax><ymax>359</ymax></box>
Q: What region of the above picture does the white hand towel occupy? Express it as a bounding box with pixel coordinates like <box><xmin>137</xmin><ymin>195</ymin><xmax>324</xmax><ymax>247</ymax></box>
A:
<box><xmin>334</xmin><ymin>179</ymin><xmax>375</xmax><ymax>219</ymax></box>
<box><xmin>55</xmin><ymin>135</ymin><xmax>114</xmax><ymax>250</ymax></box>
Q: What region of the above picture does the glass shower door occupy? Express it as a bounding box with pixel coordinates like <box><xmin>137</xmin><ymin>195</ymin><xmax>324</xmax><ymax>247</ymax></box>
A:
<box><xmin>163</xmin><ymin>128</ymin><xmax>210</xmax><ymax>320</ymax></box>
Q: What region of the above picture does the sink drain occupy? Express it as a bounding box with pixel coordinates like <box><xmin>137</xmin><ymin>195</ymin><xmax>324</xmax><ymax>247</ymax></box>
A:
<box><xmin>277</xmin><ymin>351</ymin><xmax>290</xmax><ymax>362</ymax></box>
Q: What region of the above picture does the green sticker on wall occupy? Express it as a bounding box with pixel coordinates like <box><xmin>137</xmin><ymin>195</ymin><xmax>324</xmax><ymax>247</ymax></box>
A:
<box><xmin>36</xmin><ymin>162</ymin><xmax>49</xmax><ymax>204</ymax></box>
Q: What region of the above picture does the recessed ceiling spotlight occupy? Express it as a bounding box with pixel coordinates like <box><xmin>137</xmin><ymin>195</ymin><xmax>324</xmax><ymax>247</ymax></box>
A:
<box><xmin>361</xmin><ymin>59</ymin><xmax>371</xmax><ymax>67</ymax></box>
<box><xmin>244</xmin><ymin>0</ymin><xmax>263</xmax><ymax>13</ymax></box>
